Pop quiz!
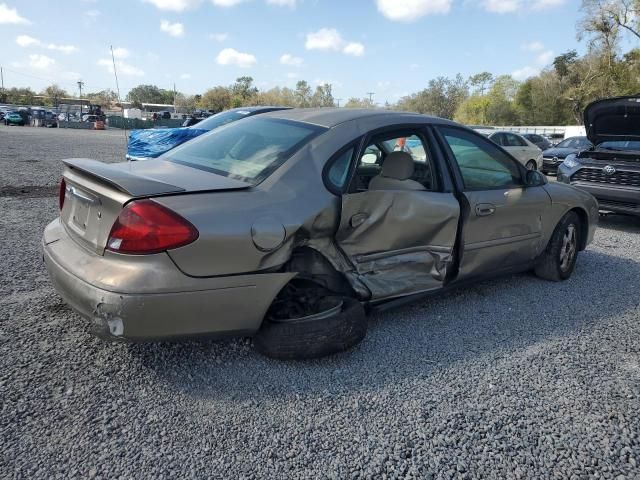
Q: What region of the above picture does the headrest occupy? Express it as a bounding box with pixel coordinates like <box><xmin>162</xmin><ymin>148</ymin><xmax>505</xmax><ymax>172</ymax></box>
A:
<box><xmin>381</xmin><ymin>151</ymin><xmax>415</xmax><ymax>180</ymax></box>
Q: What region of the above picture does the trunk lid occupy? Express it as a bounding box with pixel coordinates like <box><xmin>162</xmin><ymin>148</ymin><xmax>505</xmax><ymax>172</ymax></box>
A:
<box><xmin>584</xmin><ymin>96</ymin><xmax>640</xmax><ymax>145</ymax></box>
<box><xmin>61</xmin><ymin>158</ymin><xmax>251</xmax><ymax>254</ymax></box>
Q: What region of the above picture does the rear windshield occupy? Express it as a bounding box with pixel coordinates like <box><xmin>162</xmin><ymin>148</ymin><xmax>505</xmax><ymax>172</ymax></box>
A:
<box><xmin>163</xmin><ymin>117</ymin><xmax>324</xmax><ymax>184</ymax></box>
<box><xmin>194</xmin><ymin>109</ymin><xmax>254</xmax><ymax>131</ymax></box>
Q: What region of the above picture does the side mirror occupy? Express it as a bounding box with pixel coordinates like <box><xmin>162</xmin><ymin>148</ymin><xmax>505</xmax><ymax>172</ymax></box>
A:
<box><xmin>525</xmin><ymin>170</ymin><xmax>547</xmax><ymax>187</ymax></box>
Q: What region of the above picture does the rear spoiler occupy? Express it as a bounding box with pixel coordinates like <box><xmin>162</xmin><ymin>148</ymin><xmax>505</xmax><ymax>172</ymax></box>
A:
<box><xmin>63</xmin><ymin>158</ymin><xmax>185</xmax><ymax>197</ymax></box>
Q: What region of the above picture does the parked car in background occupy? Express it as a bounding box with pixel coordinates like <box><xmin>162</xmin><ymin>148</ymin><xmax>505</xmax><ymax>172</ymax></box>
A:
<box><xmin>548</xmin><ymin>133</ymin><xmax>565</xmax><ymax>145</ymax></box>
<box><xmin>559</xmin><ymin>96</ymin><xmax>640</xmax><ymax>216</ymax></box>
<box><xmin>488</xmin><ymin>131</ymin><xmax>543</xmax><ymax>170</ymax></box>
<box><xmin>127</xmin><ymin>106</ymin><xmax>291</xmax><ymax>160</ymax></box>
<box><xmin>522</xmin><ymin>133</ymin><xmax>553</xmax><ymax>151</ymax></box>
<box><xmin>542</xmin><ymin>136</ymin><xmax>592</xmax><ymax>175</ymax></box>
<box><xmin>44</xmin><ymin>108</ymin><xmax>598</xmax><ymax>359</ymax></box>
<box><xmin>4</xmin><ymin>112</ymin><xmax>26</xmax><ymax>126</ymax></box>
<box><xmin>182</xmin><ymin>116</ymin><xmax>203</xmax><ymax>127</ymax></box>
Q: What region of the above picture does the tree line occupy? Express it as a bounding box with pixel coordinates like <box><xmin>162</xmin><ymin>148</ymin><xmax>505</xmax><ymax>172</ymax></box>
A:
<box><xmin>2</xmin><ymin>0</ymin><xmax>638</xmax><ymax>126</ymax></box>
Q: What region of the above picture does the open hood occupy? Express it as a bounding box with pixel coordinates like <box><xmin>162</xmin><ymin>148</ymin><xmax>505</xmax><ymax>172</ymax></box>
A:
<box><xmin>584</xmin><ymin>96</ymin><xmax>640</xmax><ymax>145</ymax></box>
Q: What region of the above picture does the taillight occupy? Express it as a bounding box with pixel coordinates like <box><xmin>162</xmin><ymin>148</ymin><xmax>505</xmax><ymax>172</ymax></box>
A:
<box><xmin>106</xmin><ymin>200</ymin><xmax>198</xmax><ymax>255</ymax></box>
<box><xmin>59</xmin><ymin>178</ymin><xmax>66</xmax><ymax>210</ymax></box>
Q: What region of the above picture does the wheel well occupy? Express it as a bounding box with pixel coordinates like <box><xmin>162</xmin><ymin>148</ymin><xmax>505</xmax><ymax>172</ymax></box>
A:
<box><xmin>570</xmin><ymin>207</ymin><xmax>589</xmax><ymax>251</ymax></box>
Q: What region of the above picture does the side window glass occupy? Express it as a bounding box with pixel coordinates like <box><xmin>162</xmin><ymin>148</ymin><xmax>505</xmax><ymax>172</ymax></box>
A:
<box><xmin>492</xmin><ymin>133</ymin><xmax>506</xmax><ymax>146</ymax></box>
<box><xmin>509</xmin><ymin>134</ymin><xmax>527</xmax><ymax>147</ymax></box>
<box><xmin>441</xmin><ymin>127</ymin><xmax>523</xmax><ymax>190</ymax></box>
<box><xmin>327</xmin><ymin>147</ymin><xmax>354</xmax><ymax>191</ymax></box>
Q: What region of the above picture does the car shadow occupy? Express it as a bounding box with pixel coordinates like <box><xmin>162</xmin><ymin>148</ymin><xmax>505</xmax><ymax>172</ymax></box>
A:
<box><xmin>598</xmin><ymin>212</ymin><xmax>640</xmax><ymax>234</ymax></box>
<box><xmin>126</xmin><ymin>248</ymin><xmax>639</xmax><ymax>402</ymax></box>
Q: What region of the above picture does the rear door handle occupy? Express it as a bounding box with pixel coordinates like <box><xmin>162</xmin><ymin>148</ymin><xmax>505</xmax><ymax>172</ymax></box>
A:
<box><xmin>475</xmin><ymin>203</ymin><xmax>496</xmax><ymax>217</ymax></box>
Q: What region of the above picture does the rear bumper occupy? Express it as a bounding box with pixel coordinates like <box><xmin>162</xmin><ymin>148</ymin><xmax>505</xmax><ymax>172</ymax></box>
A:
<box><xmin>43</xmin><ymin>218</ymin><xmax>294</xmax><ymax>340</ymax></box>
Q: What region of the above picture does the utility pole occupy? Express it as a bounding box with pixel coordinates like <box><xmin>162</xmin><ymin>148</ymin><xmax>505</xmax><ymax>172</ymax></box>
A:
<box><xmin>335</xmin><ymin>98</ymin><xmax>342</xmax><ymax>108</ymax></box>
<box><xmin>366</xmin><ymin>92</ymin><xmax>375</xmax><ymax>104</ymax></box>
<box><xmin>77</xmin><ymin>80</ymin><xmax>85</xmax><ymax>115</ymax></box>
<box><xmin>173</xmin><ymin>82</ymin><xmax>177</xmax><ymax>116</ymax></box>
<box><xmin>0</xmin><ymin>66</ymin><xmax>4</xmax><ymax>100</ymax></box>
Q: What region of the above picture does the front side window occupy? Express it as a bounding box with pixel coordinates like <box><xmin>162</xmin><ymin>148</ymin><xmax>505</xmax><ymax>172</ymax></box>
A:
<box><xmin>164</xmin><ymin>117</ymin><xmax>324</xmax><ymax>184</ymax></box>
<box><xmin>441</xmin><ymin>127</ymin><xmax>523</xmax><ymax>190</ymax></box>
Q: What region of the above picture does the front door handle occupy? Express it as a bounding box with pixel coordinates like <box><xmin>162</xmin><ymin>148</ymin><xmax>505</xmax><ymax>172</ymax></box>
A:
<box><xmin>475</xmin><ymin>203</ymin><xmax>496</xmax><ymax>217</ymax></box>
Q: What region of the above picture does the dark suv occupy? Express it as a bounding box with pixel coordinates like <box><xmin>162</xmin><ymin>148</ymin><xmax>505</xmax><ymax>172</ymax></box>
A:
<box><xmin>558</xmin><ymin>96</ymin><xmax>640</xmax><ymax>215</ymax></box>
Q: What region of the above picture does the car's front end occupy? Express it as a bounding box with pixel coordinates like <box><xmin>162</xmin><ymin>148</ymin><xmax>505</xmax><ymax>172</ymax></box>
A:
<box><xmin>558</xmin><ymin>96</ymin><xmax>640</xmax><ymax>215</ymax></box>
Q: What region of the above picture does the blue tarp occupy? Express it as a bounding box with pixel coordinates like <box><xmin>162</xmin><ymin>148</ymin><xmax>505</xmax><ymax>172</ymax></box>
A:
<box><xmin>127</xmin><ymin>127</ymin><xmax>208</xmax><ymax>159</ymax></box>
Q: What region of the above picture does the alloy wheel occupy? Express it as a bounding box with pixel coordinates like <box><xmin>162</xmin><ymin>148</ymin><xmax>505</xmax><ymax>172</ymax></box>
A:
<box><xmin>559</xmin><ymin>224</ymin><xmax>577</xmax><ymax>272</ymax></box>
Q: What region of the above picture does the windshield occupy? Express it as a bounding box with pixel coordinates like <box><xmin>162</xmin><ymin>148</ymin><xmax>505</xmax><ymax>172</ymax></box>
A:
<box><xmin>598</xmin><ymin>140</ymin><xmax>640</xmax><ymax>151</ymax></box>
<box><xmin>163</xmin><ymin>117</ymin><xmax>324</xmax><ymax>184</ymax></box>
<box><xmin>194</xmin><ymin>109</ymin><xmax>255</xmax><ymax>131</ymax></box>
<box><xmin>556</xmin><ymin>137</ymin><xmax>591</xmax><ymax>149</ymax></box>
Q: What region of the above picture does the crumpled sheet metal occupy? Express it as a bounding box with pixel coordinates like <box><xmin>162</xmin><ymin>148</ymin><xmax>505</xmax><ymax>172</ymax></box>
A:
<box><xmin>335</xmin><ymin>189</ymin><xmax>460</xmax><ymax>300</ymax></box>
<box><xmin>127</xmin><ymin>128</ymin><xmax>208</xmax><ymax>158</ymax></box>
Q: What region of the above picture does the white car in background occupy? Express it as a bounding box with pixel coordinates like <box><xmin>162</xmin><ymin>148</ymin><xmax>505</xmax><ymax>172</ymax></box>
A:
<box><xmin>487</xmin><ymin>131</ymin><xmax>543</xmax><ymax>171</ymax></box>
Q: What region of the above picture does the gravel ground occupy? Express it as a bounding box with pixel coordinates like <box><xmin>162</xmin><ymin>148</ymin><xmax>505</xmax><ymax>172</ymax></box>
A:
<box><xmin>1</xmin><ymin>125</ymin><xmax>639</xmax><ymax>479</ymax></box>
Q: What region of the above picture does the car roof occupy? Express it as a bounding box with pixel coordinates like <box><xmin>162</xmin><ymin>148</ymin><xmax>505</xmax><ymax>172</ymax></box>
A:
<box><xmin>261</xmin><ymin>107</ymin><xmax>453</xmax><ymax>128</ymax></box>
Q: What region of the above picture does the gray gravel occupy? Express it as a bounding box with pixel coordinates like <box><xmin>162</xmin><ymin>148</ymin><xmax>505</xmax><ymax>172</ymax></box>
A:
<box><xmin>1</xmin><ymin>125</ymin><xmax>639</xmax><ymax>479</ymax></box>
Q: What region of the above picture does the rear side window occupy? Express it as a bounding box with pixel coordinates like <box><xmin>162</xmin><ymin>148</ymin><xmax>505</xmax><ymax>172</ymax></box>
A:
<box><xmin>326</xmin><ymin>147</ymin><xmax>355</xmax><ymax>190</ymax></box>
<box><xmin>440</xmin><ymin>127</ymin><xmax>522</xmax><ymax>190</ymax></box>
<box><xmin>164</xmin><ymin>117</ymin><xmax>324</xmax><ymax>184</ymax></box>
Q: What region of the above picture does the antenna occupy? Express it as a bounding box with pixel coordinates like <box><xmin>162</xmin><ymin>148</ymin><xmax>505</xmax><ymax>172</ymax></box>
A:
<box><xmin>110</xmin><ymin>45</ymin><xmax>128</xmax><ymax>154</ymax></box>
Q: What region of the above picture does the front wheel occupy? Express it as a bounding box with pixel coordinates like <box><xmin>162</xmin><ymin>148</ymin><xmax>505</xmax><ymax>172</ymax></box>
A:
<box><xmin>526</xmin><ymin>160</ymin><xmax>537</xmax><ymax>171</ymax></box>
<box><xmin>534</xmin><ymin>211</ymin><xmax>580</xmax><ymax>282</ymax></box>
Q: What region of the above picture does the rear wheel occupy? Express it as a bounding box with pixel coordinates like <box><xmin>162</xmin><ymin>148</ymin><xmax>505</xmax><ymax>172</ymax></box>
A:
<box><xmin>254</xmin><ymin>283</ymin><xmax>367</xmax><ymax>360</ymax></box>
<box><xmin>534</xmin><ymin>211</ymin><xmax>580</xmax><ymax>282</ymax></box>
<box><xmin>526</xmin><ymin>160</ymin><xmax>537</xmax><ymax>171</ymax></box>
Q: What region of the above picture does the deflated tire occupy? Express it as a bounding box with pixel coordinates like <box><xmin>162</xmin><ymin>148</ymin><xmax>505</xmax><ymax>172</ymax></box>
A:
<box><xmin>253</xmin><ymin>297</ymin><xmax>367</xmax><ymax>360</ymax></box>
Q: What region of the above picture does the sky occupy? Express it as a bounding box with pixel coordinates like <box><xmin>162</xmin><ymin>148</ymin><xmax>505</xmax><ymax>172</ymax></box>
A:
<box><xmin>0</xmin><ymin>0</ymin><xmax>590</xmax><ymax>104</ymax></box>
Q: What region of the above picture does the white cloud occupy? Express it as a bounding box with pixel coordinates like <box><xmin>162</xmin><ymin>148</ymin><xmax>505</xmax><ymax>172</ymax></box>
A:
<box><xmin>376</xmin><ymin>0</ymin><xmax>452</xmax><ymax>22</ymax></box>
<box><xmin>211</xmin><ymin>0</ymin><xmax>246</xmax><ymax>6</ymax></box>
<box><xmin>15</xmin><ymin>35</ymin><xmax>78</xmax><ymax>54</ymax></box>
<box><xmin>306</xmin><ymin>28</ymin><xmax>343</xmax><ymax>51</ymax></box>
<box><xmin>305</xmin><ymin>28</ymin><xmax>365</xmax><ymax>56</ymax></box>
<box><xmin>267</xmin><ymin>0</ymin><xmax>296</xmax><ymax>6</ymax></box>
<box><xmin>97</xmin><ymin>58</ymin><xmax>145</xmax><ymax>76</ymax></box>
<box><xmin>0</xmin><ymin>3</ymin><xmax>30</xmax><ymax>24</ymax></box>
<box><xmin>343</xmin><ymin>42</ymin><xmax>365</xmax><ymax>56</ymax></box>
<box><xmin>16</xmin><ymin>35</ymin><xmax>38</xmax><ymax>47</ymax></box>
<box><xmin>536</xmin><ymin>50</ymin><xmax>554</xmax><ymax>65</ymax></box>
<box><xmin>280</xmin><ymin>53</ymin><xmax>303</xmax><ymax>66</ymax></box>
<box><xmin>216</xmin><ymin>47</ymin><xmax>257</xmax><ymax>67</ymax></box>
<box><xmin>112</xmin><ymin>47</ymin><xmax>130</xmax><ymax>58</ymax></box>
<box><xmin>512</xmin><ymin>65</ymin><xmax>540</xmax><ymax>80</ymax></box>
<box><xmin>160</xmin><ymin>20</ymin><xmax>184</xmax><ymax>37</ymax></box>
<box><xmin>522</xmin><ymin>41</ymin><xmax>544</xmax><ymax>52</ymax></box>
<box><xmin>481</xmin><ymin>0</ymin><xmax>519</xmax><ymax>13</ymax></box>
<box><xmin>29</xmin><ymin>54</ymin><xmax>55</xmax><ymax>70</ymax></box>
<box><xmin>532</xmin><ymin>0</ymin><xmax>565</xmax><ymax>10</ymax></box>
<box><xmin>208</xmin><ymin>32</ymin><xmax>229</xmax><ymax>42</ymax></box>
<box><xmin>480</xmin><ymin>0</ymin><xmax>566</xmax><ymax>13</ymax></box>
<box><xmin>47</xmin><ymin>43</ymin><xmax>78</xmax><ymax>54</ymax></box>
<box><xmin>143</xmin><ymin>0</ymin><xmax>201</xmax><ymax>11</ymax></box>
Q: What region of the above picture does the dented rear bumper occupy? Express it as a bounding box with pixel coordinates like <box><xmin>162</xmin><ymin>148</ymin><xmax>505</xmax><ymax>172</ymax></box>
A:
<box><xmin>42</xmin><ymin>218</ymin><xmax>294</xmax><ymax>340</ymax></box>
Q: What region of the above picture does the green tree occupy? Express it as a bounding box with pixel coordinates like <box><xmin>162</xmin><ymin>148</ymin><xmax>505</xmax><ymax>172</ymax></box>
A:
<box><xmin>40</xmin><ymin>84</ymin><xmax>69</xmax><ymax>106</ymax></box>
<box><xmin>311</xmin><ymin>83</ymin><xmax>335</xmax><ymax>107</ymax></box>
<box><xmin>126</xmin><ymin>85</ymin><xmax>171</xmax><ymax>107</ymax></box>
<box><xmin>294</xmin><ymin>80</ymin><xmax>312</xmax><ymax>107</ymax></box>
<box><xmin>344</xmin><ymin>97</ymin><xmax>375</xmax><ymax>108</ymax></box>
<box><xmin>198</xmin><ymin>86</ymin><xmax>232</xmax><ymax>112</ymax></box>
<box><xmin>231</xmin><ymin>76</ymin><xmax>258</xmax><ymax>103</ymax></box>
<box><xmin>469</xmin><ymin>72</ymin><xmax>494</xmax><ymax>95</ymax></box>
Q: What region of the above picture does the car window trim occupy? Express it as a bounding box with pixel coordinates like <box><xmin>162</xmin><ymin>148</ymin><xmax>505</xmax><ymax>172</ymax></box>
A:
<box><xmin>435</xmin><ymin>125</ymin><xmax>527</xmax><ymax>192</ymax></box>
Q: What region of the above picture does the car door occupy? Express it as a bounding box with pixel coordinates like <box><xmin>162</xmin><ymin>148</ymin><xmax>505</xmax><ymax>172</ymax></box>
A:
<box><xmin>438</xmin><ymin>126</ymin><xmax>551</xmax><ymax>279</ymax></box>
<box><xmin>330</xmin><ymin>128</ymin><xmax>461</xmax><ymax>301</ymax></box>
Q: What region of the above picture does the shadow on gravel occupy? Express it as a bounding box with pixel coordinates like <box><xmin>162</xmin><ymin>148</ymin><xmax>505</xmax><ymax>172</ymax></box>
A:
<box><xmin>126</xmin><ymin>248</ymin><xmax>640</xmax><ymax>401</ymax></box>
<box><xmin>598</xmin><ymin>213</ymin><xmax>640</xmax><ymax>234</ymax></box>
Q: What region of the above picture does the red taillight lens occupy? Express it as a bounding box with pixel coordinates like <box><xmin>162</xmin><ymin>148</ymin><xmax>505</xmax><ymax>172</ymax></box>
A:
<box><xmin>106</xmin><ymin>200</ymin><xmax>199</xmax><ymax>255</ymax></box>
<box><xmin>59</xmin><ymin>178</ymin><xmax>66</xmax><ymax>211</ymax></box>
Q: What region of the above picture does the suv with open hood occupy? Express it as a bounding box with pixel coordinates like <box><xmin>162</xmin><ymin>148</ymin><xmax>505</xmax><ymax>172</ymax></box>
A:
<box><xmin>558</xmin><ymin>96</ymin><xmax>640</xmax><ymax>215</ymax></box>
